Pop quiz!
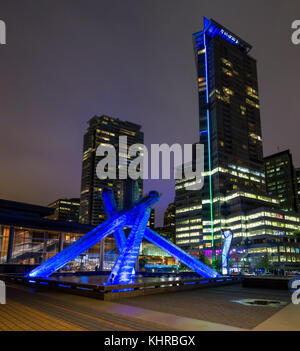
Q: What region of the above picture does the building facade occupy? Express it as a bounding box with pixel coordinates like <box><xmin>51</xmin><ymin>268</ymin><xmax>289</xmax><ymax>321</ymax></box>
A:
<box><xmin>229</xmin><ymin>207</ymin><xmax>300</xmax><ymax>271</ymax></box>
<box><xmin>175</xmin><ymin>144</ymin><xmax>203</xmax><ymax>255</ymax></box>
<box><xmin>193</xmin><ymin>18</ymin><xmax>265</xmax><ymax>257</ymax></box>
<box><xmin>148</xmin><ymin>208</ymin><xmax>155</xmax><ymax>230</ymax></box>
<box><xmin>47</xmin><ymin>198</ymin><xmax>80</xmax><ymax>223</ymax></box>
<box><xmin>0</xmin><ymin>199</ymin><xmax>95</xmax><ymax>269</ymax></box>
<box><xmin>164</xmin><ymin>203</ymin><xmax>176</xmax><ymax>229</ymax></box>
<box><xmin>79</xmin><ymin>115</ymin><xmax>144</xmax><ymax>226</ymax></box>
<box><xmin>175</xmin><ymin>18</ymin><xmax>300</xmax><ymax>270</ymax></box>
<box><xmin>264</xmin><ymin>150</ymin><xmax>299</xmax><ymax>213</ymax></box>
<box><xmin>297</xmin><ymin>168</ymin><xmax>300</xmax><ymax>210</ymax></box>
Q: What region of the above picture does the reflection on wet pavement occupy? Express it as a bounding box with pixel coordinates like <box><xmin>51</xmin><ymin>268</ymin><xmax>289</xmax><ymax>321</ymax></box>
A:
<box><xmin>51</xmin><ymin>274</ymin><xmax>199</xmax><ymax>285</ymax></box>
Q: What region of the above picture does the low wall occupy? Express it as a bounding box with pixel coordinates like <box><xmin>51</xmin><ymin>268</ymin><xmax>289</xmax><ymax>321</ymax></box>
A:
<box><xmin>242</xmin><ymin>276</ymin><xmax>290</xmax><ymax>290</ymax></box>
<box><xmin>1</xmin><ymin>273</ymin><xmax>241</xmax><ymax>300</ymax></box>
<box><xmin>0</xmin><ymin>264</ymin><xmax>38</xmax><ymax>274</ymax></box>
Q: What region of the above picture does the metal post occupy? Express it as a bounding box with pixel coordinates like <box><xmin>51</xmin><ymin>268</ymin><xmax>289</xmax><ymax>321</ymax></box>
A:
<box><xmin>6</xmin><ymin>226</ymin><xmax>14</xmax><ymax>263</ymax></box>
<box><xmin>0</xmin><ymin>226</ymin><xmax>3</xmax><ymax>262</ymax></box>
<box><xmin>99</xmin><ymin>239</ymin><xmax>104</xmax><ymax>271</ymax></box>
<box><xmin>59</xmin><ymin>233</ymin><xmax>64</xmax><ymax>252</ymax></box>
<box><xmin>0</xmin><ymin>280</ymin><xmax>5</xmax><ymax>304</ymax></box>
<box><xmin>135</xmin><ymin>254</ymin><xmax>139</xmax><ymax>273</ymax></box>
<box><xmin>43</xmin><ymin>237</ymin><xmax>47</xmax><ymax>263</ymax></box>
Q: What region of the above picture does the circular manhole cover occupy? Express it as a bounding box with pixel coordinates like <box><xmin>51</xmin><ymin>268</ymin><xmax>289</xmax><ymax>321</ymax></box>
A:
<box><xmin>232</xmin><ymin>299</ymin><xmax>288</xmax><ymax>307</ymax></box>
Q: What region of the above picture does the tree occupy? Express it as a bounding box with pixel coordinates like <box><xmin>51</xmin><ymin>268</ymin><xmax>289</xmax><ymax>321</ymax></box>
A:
<box><xmin>178</xmin><ymin>262</ymin><xmax>191</xmax><ymax>272</ymax></box>
<box><xmin>256</xmin><ymin>254</ymin><xmax>273</xmax><ymax>272</ymax></box>
<box><xmin>215</xmin><ymin>256</ymin><xmax>222</xmax><ymax>272</ymax></box>
<box><xmin>213</xmin><ymin>256</ymin><xmax>234</xmax><ymax>274</ymax></box>
<box><xmin>293</xmin><ymin>231</ymin><xmax>300</xmax><ymax>242</ymax></box>
<box><xmin>198</xmin><ymin>252</ymin><xmax>212</xmax><ymax>268</ymax></box>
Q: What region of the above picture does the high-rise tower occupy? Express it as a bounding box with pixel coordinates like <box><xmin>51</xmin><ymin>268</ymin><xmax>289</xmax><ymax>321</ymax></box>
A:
<box><xmin>193</xmin><ymin>18</ymin><xmax>266</xmax><ymax>257</ymax></box>
<box><xmin>79</xmin><ymin>115</ymin><xmax>143</xmax><ymax>226</ymax></box>
<box><xmin>264</xmin><ymin>150</ymin><xmax>299</xmax><ymax>213</ymax></box>
<box><xmin>296</xmin><ymin>168</ymin><xmax>300</xmax><ymax>210</ymax></box>
<box><xmin>175</xmin><ymin>18</ymin><xmax>300</xmax><ymax>271</ymax></box>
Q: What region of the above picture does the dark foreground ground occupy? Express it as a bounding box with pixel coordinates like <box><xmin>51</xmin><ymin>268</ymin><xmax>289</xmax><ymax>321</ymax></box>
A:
<box><xmin>0</xmin><ymin>282</ymin><xmax>296</xmax><ymax>331</ymax></box>
<box><xmin>118</xmin><ymin>284</ymin><xmax>291</xmax><ymax>329</ymax></box>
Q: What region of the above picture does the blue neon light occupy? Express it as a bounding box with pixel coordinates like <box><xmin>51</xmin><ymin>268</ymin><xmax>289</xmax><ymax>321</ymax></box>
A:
<box><xmin>102</xmin><ymin>188</ymin><xmax>127</xmax><ymax>252</ymax></box>
<box><xmin>194</xmin><ymin>18</ymin><xmax>243</xmax><ymax>51</ymax></box>
<box><xmin>203</xmin><ymin>31</ymin><xmax>215</xmax><ymax>256</ymax></box>
<box><xmin>207</xmin><ymin>24</ymin><xmax>239</xmax><ymax>45</ymax></box>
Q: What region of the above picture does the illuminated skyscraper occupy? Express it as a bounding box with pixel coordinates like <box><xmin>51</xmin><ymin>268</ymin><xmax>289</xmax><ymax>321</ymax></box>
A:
<box><xmin>264</xmin><ymin>150</ymin><xmax>299</xmax><ymax>213</ymax></box>
<box><xmin>192</xmin><ymin>18</ymin><xmax>266</xmax><ymax>258</ymax></box>
<box><xmin>79</xmin><ymin>115</ymin><xmax>143</xmax><ymax>226</ymax></box>
<box><xmin>48</xmin><ymin>198</ymin><xmax>80</xmax><ymax>223</ymax></box>
<box><xmin>296</xmin><ymin>168</ymin><xmax>300</xmax><ymax>210</ymax></box>
<box><xmin>175</xmin><ymin>19</ymin><xmax>300</xmax><ymax>271</ymax></box>
<box><xmin>164</xmin><ymin>203</ymin><xmax>175</xmax><ymax>231</ymax></box>
<box><xmin>163</xmin><ymin>202</ymin><xmax>176</xmax><ymax>243</ymax></box>
<box><xmin>148</xmin><ymin>208</ymin><xmax>155</xmax><ymax>230</ymax></box>
<box><xmin>175</xmin><ymin>144</ymin><xmax>203</xmax><ymax>255</ymax></box>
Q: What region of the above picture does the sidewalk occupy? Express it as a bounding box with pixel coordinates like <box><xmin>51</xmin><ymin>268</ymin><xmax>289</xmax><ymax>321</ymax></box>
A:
<box><xmin>254</xmin><ymin>303</ymin><xmax>300</xmax><ymax>331</ymax></box>
<box><xmin>0</xmin><ymin>299</ymin><xmax>84</xmax><ymax>331</ymax></box>
<box><xmin>2</xmin><ymin>283</ymin><xmax>299</xmax><ymax>331</ymax></box>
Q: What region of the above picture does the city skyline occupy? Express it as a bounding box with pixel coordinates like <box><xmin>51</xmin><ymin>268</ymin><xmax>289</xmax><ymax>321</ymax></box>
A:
<box><xmin>175</xmin><ymin>17</ymin><xmax>300</xmax><ymax>272</ymax></box>
<box><xmin>0</xmin><ymin>1</ymin><xmax>300</xmax><ymax>225</ymax></box>
<box><xmin>0</xmin><ymin>2</ymin><xmax>300</xmax><ymax>334</ymax></box>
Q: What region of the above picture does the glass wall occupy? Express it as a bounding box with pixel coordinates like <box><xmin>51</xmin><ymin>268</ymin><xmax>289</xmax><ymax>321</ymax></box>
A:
<box><xmin>0</xmin><ymin>225</ymin><xmax>84</xmax><ymax>266</ymax></box>
<box><xmin>0</xmin><ymin>226</ymin><xmax>10</xmax><ymax>263</ymax></box>
<box><xmin>0</xmin><ymin>225</ymin><xmax>119</xmax><ymax>271</ymax></box>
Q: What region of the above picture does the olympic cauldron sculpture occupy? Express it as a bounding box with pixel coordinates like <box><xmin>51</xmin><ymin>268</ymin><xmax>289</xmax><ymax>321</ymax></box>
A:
<box><xmin>28</xmin><ymin>188</ymin><xmax>220</xmax><ymax>285</ymax></box>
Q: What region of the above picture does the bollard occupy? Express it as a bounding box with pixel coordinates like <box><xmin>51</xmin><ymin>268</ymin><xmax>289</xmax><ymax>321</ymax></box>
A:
<box><xmin>0</xmin><ymin>280</ymin><xmax>6</xmax><ymax>304</ymax></box>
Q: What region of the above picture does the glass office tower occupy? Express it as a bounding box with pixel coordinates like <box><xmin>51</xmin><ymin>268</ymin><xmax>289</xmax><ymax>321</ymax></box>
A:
<box><xmin>175</xmin><ymin>18</ymin><xmax>300</xmax><ymax>271</ymax></box>
<box><xmin>193</xmin><ymin>18</ymin><xmax>268</xmax><ymax>259</ymax></box>
<box><xmin>79</xmin><ymin>116</ymin><xmax>144</xmax><ymax>269</ymax></box>
<box><xmin>79</xmin><ymin>115</ymin><xmax>143</xmax><ymax>226</ymax></box>
<box><xmin>47</xmin><ymin>198</ymin><xmax>80</xmax><ymax>223</ymax></box>
<box><xmin>297</xmin><ymin>168</ymin><xmax>300</xmax><ymax>210</ymax></box>
<box><xmin>264</xmin><ymin>150</ymin><xmax>299</xmax><ymax>213</ymax></box>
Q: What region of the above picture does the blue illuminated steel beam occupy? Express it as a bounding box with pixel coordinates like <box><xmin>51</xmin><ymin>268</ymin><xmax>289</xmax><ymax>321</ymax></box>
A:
<box><xmin>144</xmin><ymin>228</ymin><xmax>220</xmax><ymax>279</ymax></box>
<box><xmin>28</xmin><ymin>191</ymin><xmax>159</xmax><ymax>278</ymax></box>
<box><xmin>107</xmin><ymin>208</ymin><xmax>150</xmax><ymax>285</ymax></box>
<box><xmin>102</xmin><ymin>188</ymin><xmax>136</xmax><ymax>277</ymax></box>
<box><xmin>100</xmin><ymin>190</ymin><xmax>221</xmax><ymax>280</ymax></box>
<box><xmin>102</xmin><ymin>188</ymin><xmax>127</xmax><ymax>252</ymax></box>
<box><xmin>221</xmin><ymin>229</ymin><xmax>233</xmax><ymax>276</ymax></box>
<box><xmin>28</xmin><ymin>188</ymin><xmax>220</xmax><ymax>283</ymax></box>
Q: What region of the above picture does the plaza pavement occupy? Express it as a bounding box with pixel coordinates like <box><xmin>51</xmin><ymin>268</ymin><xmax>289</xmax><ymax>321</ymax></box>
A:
<box><xmin>0</xmin><ymin>282</ymin><xmax>298</xmax><ymax>331</ymax></box>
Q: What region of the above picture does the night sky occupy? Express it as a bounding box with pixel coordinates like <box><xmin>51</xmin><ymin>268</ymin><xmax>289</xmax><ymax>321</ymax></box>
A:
<box><xmin>0</xmin><ymin>1</ymin><xmax>300</xmax><ymax>225</ymax></box>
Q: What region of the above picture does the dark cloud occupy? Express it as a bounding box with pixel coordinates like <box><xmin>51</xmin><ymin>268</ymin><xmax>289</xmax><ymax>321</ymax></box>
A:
<box><xmin>0</xmin><ymin>0</ymin><xmax>299</xmax><ymax>225</ymax></box>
